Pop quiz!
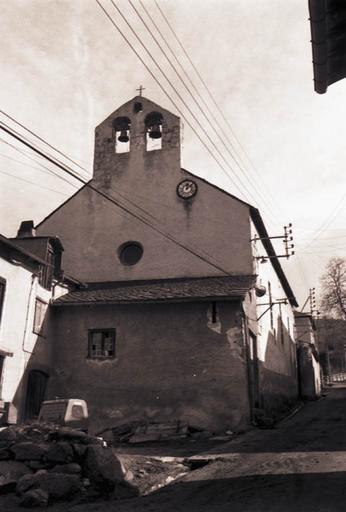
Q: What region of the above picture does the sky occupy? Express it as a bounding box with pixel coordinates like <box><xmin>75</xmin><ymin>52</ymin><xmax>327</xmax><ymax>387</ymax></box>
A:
<box><xmin>1</xmin><ymin>0</ymin><xmax>346</xmax><ymax>307</ymax></box>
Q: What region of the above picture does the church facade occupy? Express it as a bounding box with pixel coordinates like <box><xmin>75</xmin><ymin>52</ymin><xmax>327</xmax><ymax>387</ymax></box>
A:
<box><xmin>14</xmin><ymin>96</ymin><xmax>298</xmax><ymax>433</ymax></box>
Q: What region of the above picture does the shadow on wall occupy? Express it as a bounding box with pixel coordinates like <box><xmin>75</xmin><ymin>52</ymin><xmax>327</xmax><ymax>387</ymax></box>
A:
<box><xmin>254</xmin><ymin>313</ymin><xmax>298</xmax><ymax>419</ymax></box>
<box><xmin>7</xmin><ymin>310</ymin><xmax>52</xmax><ymax>425</ymax></box>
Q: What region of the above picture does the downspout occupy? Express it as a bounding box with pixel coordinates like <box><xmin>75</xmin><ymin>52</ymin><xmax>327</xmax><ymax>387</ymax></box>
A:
<box><xmin>241</xmin><ymin>304</ymin><xmax>256</xmax><ymax>426</ymax></box>
<box><xmin>22</xmin><ymin>273</ymin><xmax>36</xmax><ymax>356</ymax></box>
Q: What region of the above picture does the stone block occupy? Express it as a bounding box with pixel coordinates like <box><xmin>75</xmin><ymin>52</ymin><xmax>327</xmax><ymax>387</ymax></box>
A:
<box><xmin>0</xmin><ymin>448</ymin><xmax>11</xmax><ymax>460</ymax></box>
<box><xmin>72</xmin><ymin>443</ymin><xmax>87</xmax><ymax>460</ymax></box>
<box><xmin>0</xmin><ymin>460</ymin><xmax>32</xmax><ymax>493</ymax></box>
<box><xmin>84</xmin><ymin>445</ymin><xmax>124</xmax><ymax>493</ymax></box>
<box><xmin>40</xmin><ymin>473</ymin><xmax>80</xmax><ymax>500</ymax></box>
<box><xmin>17</xmin><ymin>471</ymin><xmax>80</xmax><ymax>500</ymax></box>
<box><xmin>0</xmin><ymin>427</ymin><xmax>17</xmax><ymax>449</ymax></box>
<box><xmin>114</xmin><ymin>480</ymin><xmax>140</xmax><ymax>500</ymax></box>
<box><xmin>20</xmin><ymin>488</ymin><xmax>49</xmax><ymax>507</ymax></box>
<box><xmin>11</xmin><ymin>442</ymin><xmax>49</xmax><ymax>461</ymax></box>
<box><xmin>49</xmin><ymin>463</ymin><xmax>81</xmax><ymax>474</ymax></box>
<box><xmin>17</xmin><ymin>471</ymin><xmax>47</xmax><ymax>495</ymax></box>
<box><xmin>49</xmin><ymin>428</ymin><xmax>101</xmax><ymax>445</ymax></box>
<box><xmin>44</xmin><ymin>442</ymin><xmax>73</xmax><ymax>463</ymax></box>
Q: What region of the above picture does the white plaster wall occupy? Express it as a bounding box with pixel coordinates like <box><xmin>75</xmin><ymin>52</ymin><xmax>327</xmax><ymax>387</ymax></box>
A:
<box><xmin>312</xmin><ymin>353</ymin><xmax>322</xmax><ymax>396</ymax></box>
<box><xmin>250</xmin><ymin>221</ymin><xmax>296</xmax><ymax>373</ymax></box>
<box><xmin>0</xmin><ymin>259</ymin><xmax>51</xmax><ymax>409</ymax></box>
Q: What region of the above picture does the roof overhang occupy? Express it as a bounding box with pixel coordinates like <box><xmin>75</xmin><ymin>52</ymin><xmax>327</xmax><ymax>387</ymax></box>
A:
<box><xmin>0</xmin><ymin>234</ymin><xmax>49</xmax><ymax>267</ymax></box>
<box><xmin>249</xmin><ymin>207</ymin><xmax>298</xmax><ymax>307</ymax></box>
<box><xmin>309</xmin><ymin>0</ymin><xmax>346</xmax><ymax>94</ymax></box>
<box><xmin>52</xmin><ymin>275</ymin><xmax>257</xmax><ymax>307</ymax></box>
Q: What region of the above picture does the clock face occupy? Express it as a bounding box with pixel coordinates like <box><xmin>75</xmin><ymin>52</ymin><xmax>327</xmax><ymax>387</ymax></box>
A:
<box><xmin>177</xmin><ymin>180</ymin><xmax>198</xmax><ymax>199</ymax></box>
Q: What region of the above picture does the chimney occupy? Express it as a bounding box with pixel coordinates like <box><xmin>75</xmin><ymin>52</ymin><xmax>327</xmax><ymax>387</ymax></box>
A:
<box><xmin>17</xmin><ymin>220</ymin><xmax>36</xmax><ymax>238</ymax></box>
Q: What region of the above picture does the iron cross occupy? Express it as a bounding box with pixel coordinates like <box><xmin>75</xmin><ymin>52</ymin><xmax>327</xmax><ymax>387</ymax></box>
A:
<box><xmin>136</xmin><ymin>85</ymin><xmax>145</xmax><ymax>96</ymax></box>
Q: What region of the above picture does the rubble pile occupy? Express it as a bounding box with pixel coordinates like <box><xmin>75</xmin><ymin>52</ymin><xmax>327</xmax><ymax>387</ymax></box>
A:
<box><xmin>0</xmin><ymin>424</ymin><xmax>138</xmax><ymax>507</ymax></box>
<box><xmin>98</xmin><ymin>420</ymin><xmax>233</xmax><ymax>445</ymax></box>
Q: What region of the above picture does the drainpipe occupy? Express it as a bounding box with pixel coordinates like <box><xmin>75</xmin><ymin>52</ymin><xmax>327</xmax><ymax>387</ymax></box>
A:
<box><xmin>22</xmin><ymin>273</ymin><xmax>36</xmax><ymax>356</ymax></box>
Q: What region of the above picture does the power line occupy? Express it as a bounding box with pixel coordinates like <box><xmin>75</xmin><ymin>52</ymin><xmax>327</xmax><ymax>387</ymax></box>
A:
<box><xmin>0</xmin><ymin>136</ymin><xmax>80</xmax><ymax>188</ymax></box>
<box><xmin>128</xmin><ymin>0</ymin><xmax>280</xmax><ymax>228</ymax></box>
<box><xmin>0</xmin><ymin>120</ymin><xmax>159</xmax><ymax>222</ymax></box>
<box><xmin>102</xmin><ymin>0</ymin><xmax>265</xmax><ymax>213</ymax></box>
<box><xmin>0</xmin><ymin>122</ymin><xmax>89</xmax><ymax>183</ymax></box>
<box><xmin>0</xmin><ymin>122</ymin><xmax>235</xmax><ymax>276</ymax></box>
<box><xmin>0</xmin><ymin>169</ymin><xmax>70</xmax><ymax>196</ymax></box>
<box><xmin>153</xmin><ymin>0</ymin><xmax>285</xmax><ymax>219</ymax></box>
<box><xmin>0</xmin><ymin>109</ymin><xmax>90</xmax><ymax>177</ymax></box>
<box><xmin>0</xmin><ymin>116</ymin><xmax>230</xmax><ymax>253</ymax></box>
<box><xmin>302</xmin><ymin>192</ymin><xmax>346</xmax><ymax>249</ymax></box>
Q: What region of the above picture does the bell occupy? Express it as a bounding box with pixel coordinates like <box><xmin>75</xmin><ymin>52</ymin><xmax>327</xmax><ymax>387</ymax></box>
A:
<box><xmin>118</xmin><ymin>130</ymin><xmax>129</xmax><ymax>143</ymax></box>
<box><xmin>149</xmin><ymin>124</ymin><xmax>162</xmax><ymax>139</ymax></box>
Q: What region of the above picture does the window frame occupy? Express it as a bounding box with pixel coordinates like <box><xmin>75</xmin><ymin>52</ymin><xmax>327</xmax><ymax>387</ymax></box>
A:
<box><xmin>33</xmin><ymin>298</ymin><xmax>48</xmax><ymax>336</ymax></box>
<box><xmin>39</xmin><ymin>246</ymin><xmax>55</xmax><ymax>290</ymax></box>
<box><xmin>88</xmin><ymin>329</ymin><xmax>116</xmax><ymax>360</ymax></box>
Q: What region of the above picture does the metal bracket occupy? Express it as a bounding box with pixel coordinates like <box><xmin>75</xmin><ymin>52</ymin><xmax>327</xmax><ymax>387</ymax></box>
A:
<box><xmin>256</xmin><ymin>300</ymin><xmax>288</xmax><ymax>321</ymax></box>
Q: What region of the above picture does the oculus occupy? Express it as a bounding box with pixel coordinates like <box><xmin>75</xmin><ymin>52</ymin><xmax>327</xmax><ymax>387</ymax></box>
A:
<box><xmin>118</xmin><ymin>242</ymin><xmax>143</xmax><ymax>266</ymax></box>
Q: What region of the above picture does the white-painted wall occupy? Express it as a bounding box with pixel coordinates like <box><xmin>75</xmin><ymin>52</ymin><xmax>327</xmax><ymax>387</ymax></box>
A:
<box><xmin>250</xmin><ymin>221</ymin><xmax>297</xmax><ymax>376</ymax></box>
<box><xmin>0</xmin><ymin>258</ymin><xmax>68</xmax><ymax>421</ymax></box>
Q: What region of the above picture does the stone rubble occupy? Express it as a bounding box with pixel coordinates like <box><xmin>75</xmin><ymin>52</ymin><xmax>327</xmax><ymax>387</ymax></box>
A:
<box><xmin>0</xmin><ymin>423</ymin><xmax>138</xmax><ymax>507</ymax></box>
<box><xmin>98</xmin><ymin>420</ymin><xmax>233</xmax><ymax>445</ymax></box>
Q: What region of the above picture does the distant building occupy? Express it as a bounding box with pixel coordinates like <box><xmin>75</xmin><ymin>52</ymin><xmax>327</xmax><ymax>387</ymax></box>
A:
<box><xmin>316</xmin><ymin>318</ymin><xmax>346</xmax><ymax>382</ymax></box>
<box><xmin>14</xmin><ymin>96</ymin><xmax>299</xmax><ymax>433</ymax></box>
<box><xmin>294</xmin><ymin>312</ymin><xmax>321</xmax><ymax>399</ymax></box>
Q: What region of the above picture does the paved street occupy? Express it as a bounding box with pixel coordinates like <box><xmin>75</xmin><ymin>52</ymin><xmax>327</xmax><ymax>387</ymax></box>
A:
<box><xmin>77</xmin><ymin>383</ymin><xmax>346</xmax><ymax>512</ymax></box>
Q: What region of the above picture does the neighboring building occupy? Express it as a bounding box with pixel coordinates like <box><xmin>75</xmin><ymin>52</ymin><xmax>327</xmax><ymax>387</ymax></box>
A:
<box><xmin>295</xmin><ymin>312</ymin><xmax>321</xmax><ymax>399</ymax></box>
<box><xmin>316</xmin><ymin>318</ymin><xmax>346</xmax><ymax>382</ymax></box>
<box><xmin>0</xmin><ymin>228</ymin><xmax>73</xmax><ymax>424</ymax></box>
<box><xmin>20</xmin><ymin>95</ymin><xmax>300</xmax><ymax>434</ymax></box>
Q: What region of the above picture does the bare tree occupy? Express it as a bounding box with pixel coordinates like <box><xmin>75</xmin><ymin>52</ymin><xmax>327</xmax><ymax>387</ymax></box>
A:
<box><xmin>320</xmin><ymin>257</ymin><xmax>346</xmax><ymax>319</ymax></box>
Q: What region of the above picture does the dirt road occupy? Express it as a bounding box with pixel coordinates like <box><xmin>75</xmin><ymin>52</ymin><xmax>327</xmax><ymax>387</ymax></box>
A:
<box><xmin>4</xmin><ymin>385</ymin><xmax>346</xmax><ymax>511</ymax></box>
<box><xmin>77</xmin><ymin>384</ymin><xmax>346</xmax><ymax>512</ymax></box>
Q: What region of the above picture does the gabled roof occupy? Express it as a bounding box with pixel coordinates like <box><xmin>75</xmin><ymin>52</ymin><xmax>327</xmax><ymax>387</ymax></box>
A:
<box><xmin>183</xmin><ymin>169</ymin><xmax>298</xmax><ymax>307</ymax></box>
<box><xmin>35</xmin><ymin>168</ymin><xmax>297</xmax><ymax>307</ymax></box>
<box><xmin>53</xmin><ymin>274</ymin><xmax>256</xmax><ymax>306</ymax></box>
<box><xmin>96</xmin><ymin>95</ymin><xmax>179</xmax><ymax>129</ymax></box>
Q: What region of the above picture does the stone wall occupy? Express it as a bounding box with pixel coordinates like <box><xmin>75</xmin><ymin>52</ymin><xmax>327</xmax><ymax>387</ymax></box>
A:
<box><xmin>47</xmin><ymin>300</ymin><xmax>251</xmax><ymax>435</ymax></box>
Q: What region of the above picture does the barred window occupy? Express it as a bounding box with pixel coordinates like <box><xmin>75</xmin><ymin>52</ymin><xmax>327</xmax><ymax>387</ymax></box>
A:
<box><xmin>88</xmin><ymin>329</ymin><xmax>116</xmax><ymax>359</ymax></box>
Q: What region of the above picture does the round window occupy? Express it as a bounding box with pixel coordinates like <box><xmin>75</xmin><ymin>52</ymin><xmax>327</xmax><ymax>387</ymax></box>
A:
<box><xmin>119</xmin><ymin>242</ymin><xmax>143</xmax><ymax>266</ymax></box>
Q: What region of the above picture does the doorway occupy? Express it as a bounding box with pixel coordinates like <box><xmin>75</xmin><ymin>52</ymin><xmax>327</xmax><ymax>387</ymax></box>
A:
<box><xmin>248</xmin><ymin>332</ymin><xmax>260</xmax><ymax>412</ymax></box>
<box><xmin>25</xmin><ymin>370</ymin><xmax>49</xmax><ymax>420</ymax></box>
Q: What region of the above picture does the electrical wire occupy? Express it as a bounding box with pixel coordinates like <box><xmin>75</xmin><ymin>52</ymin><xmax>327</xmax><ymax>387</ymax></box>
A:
<box><xmin>0</xmin><ymin>123</ymin><xmax>89</xmax><ymax>183</ymax></box>
<box><xmin>302</xmin><ymin>192</ymin><xmax>346</xmax><ymax>249</ymax></box>
<box><xmin>0</xmin><ymin>136</ymin><xmax>81</xmax><ymax>188</ymax></box>
<box><xmin>101</xmin><ymin>0</ymin><xmax>265</xmax><ymax>212</ymax></box>
<box><xmin>153</xmin><ymin>0</ymin><xmax>285</xmax><ymax>218</ymax></box>
<box><xmin>0</xmin><ymin>169</ymin><xmax>70</xmax><ymax>196</ymax></box>
<box><xmin>0</xmin><ymin>122</ymin><xmax>237</xmax><ymax>276</ymax></box>
<box><xmin>0</xmin><ymin>115</ymin><xmax>234</xmax><ymax>258</ymax></box>
<box><xmin>0</xmin><ymin>109</ymin><xmax>90</xmax><ymax>177</ymax></box>
<box><xmin>128</xmin><ymin>0</ymin><xmax>281</xmax><ymax>228</ymax></box>
<box><xmin>0</xmin><ymin>120</ymin><xmax>159</xmax><ymax>222</ymax></box>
